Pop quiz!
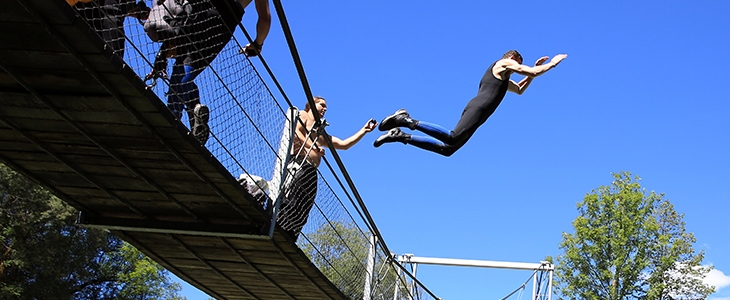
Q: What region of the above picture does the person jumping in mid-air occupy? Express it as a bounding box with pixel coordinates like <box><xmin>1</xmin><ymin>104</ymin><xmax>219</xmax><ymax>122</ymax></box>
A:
<box><xmin>373</xmin><ymin>50</ymin><xmax>567</xmax><ymax>156</ymax></box>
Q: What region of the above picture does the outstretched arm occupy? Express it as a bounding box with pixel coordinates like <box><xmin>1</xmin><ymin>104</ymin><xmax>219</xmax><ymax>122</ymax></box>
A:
<box><xmin>505</xmin><ymin>54</ymin><xmax>567</xmax><ymax>78</ymax></box>
<box><xmin>508</xmin><ymin>56</ymin><xmax>549</xmax><ymax>95</ymax></box>
<box><xmin>330</xmin><ymin>119</ymin><xmax>377</xmax><ymax>150</ymax></box>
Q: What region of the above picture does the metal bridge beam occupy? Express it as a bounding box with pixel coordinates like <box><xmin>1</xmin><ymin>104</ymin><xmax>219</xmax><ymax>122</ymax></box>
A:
<box><xmin>77</xmin><ymin>212</ymin><xmax>267</xmax><ymax>239</ymax></box>
<box><xmin>398</xmin><ymin>255</ymin><xmax>554</xmax><ymax>271</ymax></box>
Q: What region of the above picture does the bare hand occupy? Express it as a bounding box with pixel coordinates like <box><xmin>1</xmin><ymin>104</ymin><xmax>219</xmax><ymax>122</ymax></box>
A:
<box><xmin>240</xmin><ymin>43</ymin><xmax>262</xmax><ymax>57</ymax></box>
<box><xmin>363</xmin><ymin>119</ymin><xmax>377</xmax><ymax>132</ymax></box>
<box><xmin>535</xmin><ymin>56</ymin><xmax>549</xmax><ymax>66</ymax></box>
<box><xmin>551</xmin><ymin>54</ymin><xmax>568</xmax><ymax>66</ymax></box>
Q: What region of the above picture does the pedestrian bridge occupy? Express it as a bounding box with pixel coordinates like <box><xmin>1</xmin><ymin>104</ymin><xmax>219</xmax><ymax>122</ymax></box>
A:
<box><xmin>0</xmin><ymin>0</ymin><xmax>439</xmax><ymax>299</ymax></box>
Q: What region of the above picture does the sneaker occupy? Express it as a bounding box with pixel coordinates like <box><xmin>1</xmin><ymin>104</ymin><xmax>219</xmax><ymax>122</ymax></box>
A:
<box><xmin>378</xmin><ymin>109</ymin><xmax>417</xmax><ymax>131</ymax></box>
<box><xmin>192</xmin><ymin>103</ymin><xmax>210</xmax><ymax>145</ymax></box>
<box><xmin>373</xmin><ymin>128</ymin><xmax>409</xmax><ymax>148</ymax></box>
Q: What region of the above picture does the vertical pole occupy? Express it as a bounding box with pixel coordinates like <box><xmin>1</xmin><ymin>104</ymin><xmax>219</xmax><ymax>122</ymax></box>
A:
<box><xmin>363</xmin><ymin>235</ymin><xmax>376</xmax><ymax>300</ymax></box>
<box><xmin>547</xmin><ymin>269</ymin><xmax>554</xmax><ymax>300</ymax></box>
<box><xmin>392</xmin><ymin>266</ymin><xmax>401</xmax><ymax>300</ymax></box>
<box><xmin>531</xmin><ymin>271</ymin><xmax>537</xmax><ymax>300</ymax></box>
<box><xmin>411</xmin><ymin>263</ymin><xmax>418</xmax><ymax>298</ymax></box>
<box><xmin>268</xmin><ymin>108</ymin><xmax>297</xmax><ymax>237</ymax></box>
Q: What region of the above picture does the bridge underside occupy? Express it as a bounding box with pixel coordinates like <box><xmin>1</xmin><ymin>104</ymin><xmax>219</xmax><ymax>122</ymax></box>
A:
<box><xmin>0</xmin><ymin>0</ymin><xmax>346</xmax><ymax>299</ymax></box>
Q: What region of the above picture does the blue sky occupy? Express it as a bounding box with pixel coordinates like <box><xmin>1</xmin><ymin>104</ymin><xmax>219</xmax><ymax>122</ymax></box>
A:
<box><xmin>176</xmin><ymin>0</ymin><xmax>730</xmax><ymax>299</ymax></box>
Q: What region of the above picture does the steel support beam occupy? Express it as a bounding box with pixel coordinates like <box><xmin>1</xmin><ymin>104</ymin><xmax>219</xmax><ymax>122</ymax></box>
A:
<box><xmin>398</xmin><ymin>255</ymin><xmax>554</xmax><ymax>271</ymax></box>
<box><xmin>77</xmin><ymin>212</ymin><xmax>267</xmax><ymax>239</ymax></box>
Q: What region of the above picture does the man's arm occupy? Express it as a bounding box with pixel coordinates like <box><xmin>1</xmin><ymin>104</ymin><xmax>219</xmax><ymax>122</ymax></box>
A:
<box><xmin>329</xmin><ymin>119</ymin><xmax>377</xmax><ymax>150</ymax></box>
<box><xmin>504</xmin><ymin>54</ymin><xmax>567</xmax><ymax>78</ymax></box>
<box><xmin>508</xmin><ymin>56</ymin><xmax>549</xmax><ymax>95</ymax></box>
<box><xmin>239</xmin><ymin>0</ymin><xmax>271</xmax><ymax>56</ymax></box>
<box><xmin>252</xmin><ymin>0</ymin><xmax>271</xmax><ymax>46</ymax></box>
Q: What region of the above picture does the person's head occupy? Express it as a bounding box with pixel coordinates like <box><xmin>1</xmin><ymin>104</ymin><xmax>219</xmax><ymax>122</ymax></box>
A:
<box><xmin>502</xmin><ymin>50</ymin><xmax>523</xmax><ymax>64</ymax></box>
<box><xmin>304</xmin><ymin>96</ymin><xmax>327</xmax><ymax>117</ymax></box>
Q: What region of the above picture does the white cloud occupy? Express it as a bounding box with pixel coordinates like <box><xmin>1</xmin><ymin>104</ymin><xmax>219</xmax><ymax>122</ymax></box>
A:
<box><xmin>705</xmin><ymin>268</ymin><xmax>730</xmax><ymax>291</ymax></box>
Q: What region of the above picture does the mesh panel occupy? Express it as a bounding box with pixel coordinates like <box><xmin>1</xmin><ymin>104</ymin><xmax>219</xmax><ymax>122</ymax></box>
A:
<box><xmin>70</xmin><ymin>1</ymin><xmax>438</xmax><ymax>299</ymax></box>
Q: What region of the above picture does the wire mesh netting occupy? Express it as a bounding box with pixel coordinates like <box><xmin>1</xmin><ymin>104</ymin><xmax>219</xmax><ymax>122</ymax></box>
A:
<box><xmin>69</xmin><ymin>1</ymin><xmax>439</xmax><ymax>299</ymax></box>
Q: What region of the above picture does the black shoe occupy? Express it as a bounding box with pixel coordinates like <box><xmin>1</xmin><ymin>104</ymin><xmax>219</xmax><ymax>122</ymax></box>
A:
<box><xmin>378</xmin><ymin>109</ymin><xmax>417</xmax><ymax>131</ymax></box>
<box><xmin>192</xmin><ymin>104</ymin><xmax>210</xmax><ymax>145</ymax></box>
<box><xmin>374</xmin><ymin>128</ymin><xmax>409</xmax><ymax>148</ymax></box>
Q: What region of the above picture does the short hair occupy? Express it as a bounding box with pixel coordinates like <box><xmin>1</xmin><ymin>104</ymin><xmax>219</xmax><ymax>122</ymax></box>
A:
<box><xmin>502</xmin><ymin>50</ymin><xmax>523</xmax><ymax>62</ymax></box>
<box><xmin>304</xmin><ymin>96</ymin><xmax>325</xmax><ymax>111</ymax></box>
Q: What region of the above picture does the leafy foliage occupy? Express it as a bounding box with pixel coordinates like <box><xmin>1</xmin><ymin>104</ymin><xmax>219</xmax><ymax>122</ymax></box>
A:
<box><xmin>301</xmin><ymin>221</ymin><xmax>370</xmax><ymax>298</ymax></box>
<box><xmin>555</xmin><ymin>172</ymin><xmax>713</xmax><ymax>300</ymax></box>
<box><xmin>0</xmin><ymin>163</ymin><xmax>185</xmax><ymax>299</ymax></box>
<box><xmin>644</xmin><ymin>200</ymin><xmax>714</xmax><ymax>299</ymax></box>
<box><xmin>300</xmin><ymin>221</ymin><xmax>409</xmax><ymax>299</ymax></box>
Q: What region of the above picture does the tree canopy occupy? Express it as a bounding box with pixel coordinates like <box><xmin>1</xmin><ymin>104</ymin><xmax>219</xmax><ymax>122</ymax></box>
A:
<box><xmin>0</xmin><ymin>163</ymin><xmax>185</xmax><ymax>299</ymax></box>
<box><xmin>300</xmin><ymin>220</ymin><xmax>410</xmax><ymax>299</ymax></box>
<box><xmin>555</xmin><ymin>172</ymin><xmax>713</xmax><ymax>300</ymax></box>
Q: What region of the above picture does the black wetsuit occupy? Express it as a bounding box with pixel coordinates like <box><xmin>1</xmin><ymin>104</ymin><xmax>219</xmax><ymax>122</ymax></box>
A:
<box><xmin>407</xmin><ymin>61</ymin><xmax>511</xmax><ymax>156</ymax></box>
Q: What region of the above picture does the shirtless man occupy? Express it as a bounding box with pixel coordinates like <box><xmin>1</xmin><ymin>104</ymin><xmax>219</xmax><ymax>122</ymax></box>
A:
<box><xmin>374</xmin><ymin>50</ymin><xmax>567</xmax><ymax>157</ymax></box>
<box><xmin>278</xmin><ymin>96</ymin><xmax>376</xmax><ymax>241</ymax></box>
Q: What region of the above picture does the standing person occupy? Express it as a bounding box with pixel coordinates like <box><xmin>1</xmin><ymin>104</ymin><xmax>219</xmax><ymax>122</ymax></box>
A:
<box><xmin>373</xmin><ymin>50</ymin><xmax>567</xmax><ymax>156</ymax></box>
<box><xmin>277</xmin><ymin>96</ymin><xmax>377</xmax><ymax>242</ymax></box>
<box><xmin>148</xmin><ymin>0</ymin><xmax>271</xmax><ymax>145</ymax></box>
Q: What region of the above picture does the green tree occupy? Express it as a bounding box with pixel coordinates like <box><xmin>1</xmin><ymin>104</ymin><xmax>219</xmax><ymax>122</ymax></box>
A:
<box><xmin>0</xmin><ymin>163</ymin><xmax>184</xmax><ymax>299</ymax></box>
<box><xmin>301</xmin><ymin>221</ymin><xmax>370</xmax><ymax>298</ymax></box>
<box><xmin>555</xmin><ymin>172</ymin><xmax>713</xmax><ymax>300</ymax></box>
<box><xmin>644</xmin><ymin>200</ymin><xmax>714</xmax><ymax>299</ymax></box>
<box><xmin>301</xmin><ymin>221</ymin><xmax>409</xmax><ymax>299</ymax></box>
<box><xmin>116</xmin><ymin>243</ymin><xmax>185</xmax><ymax>300</ymax></box>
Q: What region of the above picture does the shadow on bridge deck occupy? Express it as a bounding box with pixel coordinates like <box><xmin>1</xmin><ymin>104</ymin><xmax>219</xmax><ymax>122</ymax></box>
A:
<box><xmin>0</xmin><ymin>0</ymin><xmax>348</xmax><ymax>299</ymax></box>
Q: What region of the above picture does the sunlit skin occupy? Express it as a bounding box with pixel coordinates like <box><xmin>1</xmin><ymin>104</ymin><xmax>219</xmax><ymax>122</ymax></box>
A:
<box><xmin>496</xmin><ymin>54</ymin><xmax>567</xmax><ymax>95</ymax></box>
<box><xmin>292</xmin><ymin>97</ymin><xmax>376</xmax><ymax>167</ymax></box>
<box><xmin>238</xmin><ymin>0</ymin><xmax>271</xmax><ymax>56</ymax></box>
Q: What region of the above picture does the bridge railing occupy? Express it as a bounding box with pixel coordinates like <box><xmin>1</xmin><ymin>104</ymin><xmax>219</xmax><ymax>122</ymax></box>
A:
<box><xmin>71</xmin><ymin>1</ymin><xmax>438</xmax><ymax>299</ymax></box>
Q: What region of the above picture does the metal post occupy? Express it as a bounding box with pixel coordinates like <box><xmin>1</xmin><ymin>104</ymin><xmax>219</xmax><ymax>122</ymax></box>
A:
<box><xmin>268</xmin><ymin>107</ymin><xmax>298</xmax><ymax>237</ymax></box>
<box><xmin>411</xmin><ymin>262</ymin><xmax>418</xmax><ymax>298</ymax></box>
<box><xmin>531</xmin><ymin>271</ymin><xmax>537</xmax><ymax>300</ymax></box>
<box><xmin>548</xmin><ymin>269</ymin><xmax>554</xmax><ymax>300</ymax></box>
<box><xmin>393</xmin><ymin>266</ymin><xmax>401</xmax><ymax>300</ymax></box>
<box><xmin>363</xmin><ymin>235</ymin><xmax>376</xmax><ymax>300</ymax></box>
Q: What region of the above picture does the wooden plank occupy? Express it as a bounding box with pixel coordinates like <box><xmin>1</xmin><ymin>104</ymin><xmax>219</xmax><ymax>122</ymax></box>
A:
<box><xmin>0</xmin><ymin>92</ymin><xmax>47</xmax><ymax>108</ymax></box>
<box><xmin>0</xmin><ymin>50</ymin><xmax>84</xmax><ymax>71</ymax></box>
<box><xmin>0</xmin><ymin>106</ymin><xmax>146</xmax><ymax>125</ymax></box>
<box><xmin>0</xmin><ymin>23</ymin><xmax>65</xmax><ymax>52</ymax></box>
<box><xmin>0</xmin><ymin>0</ymin><xmax>35</xmax><ymax>22</ymax></box>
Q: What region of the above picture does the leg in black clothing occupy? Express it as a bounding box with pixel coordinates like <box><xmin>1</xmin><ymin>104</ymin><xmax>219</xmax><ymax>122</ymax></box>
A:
<box><xmin>277</xmin><ymin>162</ymin><xmax>318</xmax><ymax>242</ymax></box>
<box><xmin>405</xmin><ymin>97</ymin><xmax>492</xmax><ymax>156</ymax></box>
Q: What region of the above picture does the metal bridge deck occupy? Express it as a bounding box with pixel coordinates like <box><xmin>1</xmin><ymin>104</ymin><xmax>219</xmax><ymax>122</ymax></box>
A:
<box><xmin>0</xmin><ymin>0</ymin><xmax>347</xmax><ymax>298</ymax></box>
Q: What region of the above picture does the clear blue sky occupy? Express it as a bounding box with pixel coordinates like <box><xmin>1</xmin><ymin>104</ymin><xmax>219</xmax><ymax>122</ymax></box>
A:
<box><xmin>177</xmin><ymin>0</ymin><xmax>730</xmax><ymax>299</ymax></box>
